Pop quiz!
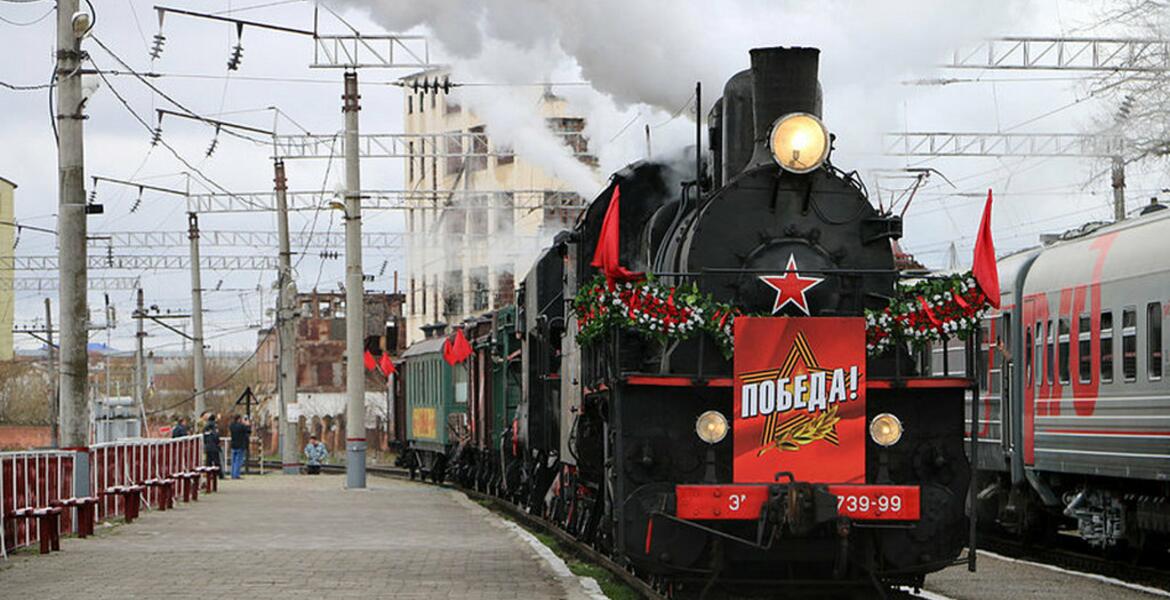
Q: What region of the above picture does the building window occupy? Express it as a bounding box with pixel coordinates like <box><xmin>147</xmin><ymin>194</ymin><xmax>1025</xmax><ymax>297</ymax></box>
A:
<box><xmin>431</xmin><ymin>91</ymin><xmax>436</xmax><ymax>110</ymax></box>
<box><xmin>445</xmin><ymin>131</ymin><xmax>464</xmax><ymax>176</ymax></box>
<box><xmin>1077</xmin><ymin>314</ymin><xmax>1091</xmax><ymax>383</ymax></box>
<box><xmin>496</xmin><ymin>141</ymin><xmax>514</xmax><ymax>166</ymax></box>
<box><xmin>470</xmin><ymin>267</ymin><xmax>489</xmax><ymax>312</ymax></box>
<box><xmin>418</xmin><ymin>91</ymin><xmax>424</xmax><ymax>113</ymax></box>
<box><xmin>1148</xmin><ymin>302</ymin><xmax>1162</xmax><ymax>380</ymax></box>
<box><xmin>408</xmin><ymin>95</ymin><xmax>413</xmax><ymax>114</ymax></box>
<box><xmin>543</xmin><ymin>192</ymin><xmax>583</xmax><ymax>230</ymax></box>
<box><xmin>468</xmin><ymin>196</ymin><xmax>489</xmax><ymax>236</ymax></box>
<box><xmin>1122</xmin><ymin>307</ymin><xmax>1137</xmax><ymax>382</ymax></box>
<box><xmin>1101</xmin><ymin>311</ymin><xmax>1114</xmax><ymax>383</ymax></box>
<box><xmin>494</xmin><ymin>270</ymin><xmax>515</xmax><ymax>308</ymax></box>
<box><xmin>495</xmin><ymin>193</ymin><xmax>514</xmax><ymax>235</ymax></box>
<box><xmin>468</xmin><ymin>126</ymin><xmax>488</xmax><ymax>172</ymax></box>
<box><xmin>1058</xmin><ymin>317</ymin><xmax>1070</xmax><ymax>384</ymax></box>
<box><xmin>408</xmin><ymin>141</ymin><xmax>415</xmax><ymax>182</ymax></box>
<box><xmin>444</xmin><ymin>270</ymin><xmax>463</xmax><ymax>316</ymax></box>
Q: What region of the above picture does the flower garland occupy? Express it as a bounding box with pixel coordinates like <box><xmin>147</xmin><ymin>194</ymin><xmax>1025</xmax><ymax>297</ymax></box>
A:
<box><xmin>572</xmin><ymin>272</ymin><xmax>993</xmax><ymax>359</ymax></box>
<box><xmin>865</xmin><ymin>272</ymin><xmax>990</xmax><ymax>355</ymax></box>
<box><xmin>571</xmin><ymin>275</ymin><xmax>741</xmax><ymax>357</ymax></box>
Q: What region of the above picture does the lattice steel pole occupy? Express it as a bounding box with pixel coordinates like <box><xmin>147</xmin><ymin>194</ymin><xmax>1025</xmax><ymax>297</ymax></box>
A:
<box><xmin>343</xmin><ymin>71</ymin><xmax>367</xmax><ymax>489</ymax></box>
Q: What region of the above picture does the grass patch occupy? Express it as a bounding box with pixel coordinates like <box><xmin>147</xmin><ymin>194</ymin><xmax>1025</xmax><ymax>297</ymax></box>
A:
<box><xmin>529</xmin><ymin>530</ymin><xmax>641</xmax><ymax>600</ymax></box>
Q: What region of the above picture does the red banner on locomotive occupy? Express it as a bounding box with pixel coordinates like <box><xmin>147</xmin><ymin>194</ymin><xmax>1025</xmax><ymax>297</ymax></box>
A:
<box><xmin>733</xmin><ymin>316</ymin><xmax>867</xmax><ymax>484</ymax></box>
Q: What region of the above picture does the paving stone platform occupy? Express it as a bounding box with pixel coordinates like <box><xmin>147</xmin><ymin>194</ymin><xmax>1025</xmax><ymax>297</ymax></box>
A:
<box><xmin>925</xmin><ymin>550</ymin><xmax>1169</xmax><ymax>599</ymax></box>
<box><xmin>0</xmin><ymin>474</ymin><xmax>597</xmax><ymax>600</ymax></box>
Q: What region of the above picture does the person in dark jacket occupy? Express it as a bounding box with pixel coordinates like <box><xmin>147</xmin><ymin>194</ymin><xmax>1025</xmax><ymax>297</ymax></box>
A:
<box><xmin>203</xmin><ymin>414</ymin><xmax>222</xmax><ymax>478</ymax></box>
<box><xmin>228</xmin><ymin>415</ymin><xmax>251</xmax><ymax>479</ymax></box>
<box><xmin>171</xmin><ymin>417</ymin><xmax>189</xmax><ymax>438</ymax></box>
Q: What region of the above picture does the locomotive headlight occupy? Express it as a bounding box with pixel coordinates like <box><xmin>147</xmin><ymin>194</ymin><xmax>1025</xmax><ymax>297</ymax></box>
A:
<box><xmin>869</xmin><ymin>413</ymin><xmax>904</xmax><ymax>447</ymax></box>
<box><xmin>769</xmin><ymin>113</ymin><xmax>830</xmax><ymax>174</ymax></box>
<box><xmin>695</xmin><ymin>410</ymin><xmax>729</xmax><ymax>444</ymax></box>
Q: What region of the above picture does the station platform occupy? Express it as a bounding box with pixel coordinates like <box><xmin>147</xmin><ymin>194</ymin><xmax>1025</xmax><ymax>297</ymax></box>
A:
<box><xmin>0</xmin><ymin>473</ymin><xmax>602</xmax><ymax>600</ymax></box>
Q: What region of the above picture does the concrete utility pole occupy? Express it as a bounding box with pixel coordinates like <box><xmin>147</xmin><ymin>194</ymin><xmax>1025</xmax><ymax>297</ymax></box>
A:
<box><xmin>57</xmin><ymin>0</ymin><xmax>91</xmax><ymax>493</ymax></box>
<box><xmin>187</xmin><ymin>212</ymin><xmax>207</xmax><ymax>417</ymax></box>
<box><xmin>343</xmin><ymin>71</ymin><xmax>367</xmax><ymax>489</ymax></box>
<box><xmin>45</xmin><ymin>298</ymin><xmax>57</xmax><ymax>448</ymax></box>
<box><xmin>134</xmin><ymin>289</ymin><xmax>146</xmax><ymax>418</ymax></box>
<box><xmin>274</xmin><ymin>160</ymin><xmax>300</xmax><ymax>474</ymax></box>
<box><xmin>1111</xmin><ymin>155</ymin><xmax>1126</xmax><ymax>221</ymax></box>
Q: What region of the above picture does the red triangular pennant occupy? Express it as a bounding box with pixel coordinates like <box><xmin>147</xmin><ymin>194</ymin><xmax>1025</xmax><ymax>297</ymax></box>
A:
<box><xmin>972</xmin><ymin>189</ymin><xmax>1000</xmax><ymax>308</ymax></box>
<box><xmin>442</xmin><ymin>329</ymin><xmax>473</xmax><ymax>365</ymax></box>
<box><xmin>590</xmin><ymin>184</ymin><xmax>643</xmax><ymax>288</ymax></box>
<box><xmin>363</xmin><ymin>350</ymin><xmax>377</xmax><ymax>371</ymax></box>
<box><xmin>379</xmin><ymin>353</ymin><xmax>395</xmax><ymax>376</ymax></box>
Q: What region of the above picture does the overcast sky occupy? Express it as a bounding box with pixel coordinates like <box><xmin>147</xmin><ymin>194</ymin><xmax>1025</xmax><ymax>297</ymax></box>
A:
<box><xmin>0</xmin><ymin>0</ymin><xmax>1153</xmax><ymax>355</ymax></box>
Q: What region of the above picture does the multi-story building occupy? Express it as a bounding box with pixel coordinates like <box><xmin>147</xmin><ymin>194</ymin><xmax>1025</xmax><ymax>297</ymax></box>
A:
<box><xmin>255</xmin><ymin>290</ymin><xmax>406</xmax><ymax>426</ymax></box>
<box><xmin>401</xmin><ymin>71</ymin><xmax>596</xmax><ymax>343</ymax></box>
<box><xmin>0</xmin><ymin>176</ymin><xmax>15</xmax><ymax>361</ymax></box>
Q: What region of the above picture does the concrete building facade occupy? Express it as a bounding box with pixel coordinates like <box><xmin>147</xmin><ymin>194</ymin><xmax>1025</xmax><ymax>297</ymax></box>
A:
<box><xmin>0</xmin><ymin>176</ymin><xmax>14</xmax><ymax>361</ymax></box>
<box><xmin>401</xmin><ymin>72</ymin><xmax>595</xmax><ymax>344</ymax></box>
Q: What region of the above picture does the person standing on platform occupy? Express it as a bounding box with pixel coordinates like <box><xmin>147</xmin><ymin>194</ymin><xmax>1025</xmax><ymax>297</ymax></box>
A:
<box><xmin>304</xmin><ymin>436</ymin><xmax>328</xmax><ymax>475</ymax></box>
<box><xmin>228</xmin><ymin>415</ymin><xmax>251</xmax><ymax>479</ymax></box>
<box><xmin>171</xmin><ymin>417</ymin><xmax>189</xmax><ymax>438</ymax></box>
<box><xmin>203</xmin><ymin>414</ymin><xmax>222</xmax><ymax>478</ymax></box>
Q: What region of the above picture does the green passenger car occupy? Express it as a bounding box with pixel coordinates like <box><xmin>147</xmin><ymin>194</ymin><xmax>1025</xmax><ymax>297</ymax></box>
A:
<box><xmin>401</xmin><ymin>334</ymin><xmax>468</xmax><ymax>480</ymax></box>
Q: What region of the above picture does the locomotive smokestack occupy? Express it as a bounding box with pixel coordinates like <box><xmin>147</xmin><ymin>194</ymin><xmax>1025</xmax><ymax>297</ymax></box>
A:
<box><xmin>748</xmin><ymin>47</ymin><xmax>822</xmax><ymax>168</ymax></box>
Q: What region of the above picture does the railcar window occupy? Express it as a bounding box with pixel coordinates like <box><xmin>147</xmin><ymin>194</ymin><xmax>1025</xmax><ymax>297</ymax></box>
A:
<box><xmin>1078</xmin><ymin>315</ymin><xmax>1092</xmax><ymax>383</ymax></box>
<box><xmin>1148</xmin><ymin>302</ymin><xmax>1162</xmax><ymax>380</ymax></box>
<box><xmin>1025</xmin><ymin>325</ymin><xmax>1034</xmax><ymax>385</ymax></box>
<box><xmin>454</xmin><ymin>363</ymin><xmax>468</xmax><ymax>404</ymax></box>
<box><xmin>1058</xmin><ymin>318</ymin><xmax>1070</xmax><ymax>384</ymax></box>
<box><xmin>1034</xmin><ymin>322</ymin><xmax>1043</xmax><ymax>387</ymax></box>
<box><xmin>1123</xmin><ymin>308</ymin><xmax>1137</xmax><ymax>382</ymax></box>
<box><xmin>1053</xmin><ymin>318</ymin><xmax>1062</xmax><ymax>383</ymax></box>
<box><xmin>1101</xmin><ymin>311</ymin><xmax>1114</xmax><ymax>383</ymax></box>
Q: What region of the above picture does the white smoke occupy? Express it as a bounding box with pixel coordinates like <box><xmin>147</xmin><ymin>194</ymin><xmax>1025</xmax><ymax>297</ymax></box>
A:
<box><xmin>338</xmin><ymin>0</ymin><xmax>1026</xmax><ymax>180</ymax></box>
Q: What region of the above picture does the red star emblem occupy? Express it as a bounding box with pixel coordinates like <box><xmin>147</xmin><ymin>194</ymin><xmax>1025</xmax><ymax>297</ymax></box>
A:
<box><xmin>759</xmin><ymin>254</ymin><xmax>824</xmax><ymax>315</ymax></box>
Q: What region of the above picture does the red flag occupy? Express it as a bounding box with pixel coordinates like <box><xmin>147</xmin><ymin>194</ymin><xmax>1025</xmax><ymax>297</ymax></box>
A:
<box><xmin>972</xmin><ymin>189</ymin><xmax>1000</xmax><ymax>308</ymax></box>
<box><xmin>379</xmin><ymin>353</ymin><xmax>395</xmax><ymax>376</ymax></box>
<box><xmin>442</xmin><ymin>329</ymin><xmax>473</xmax><ymax>365</ymax></box>
<box><xmin>590</xmin><ymin>185</ymin><xmax>643</xmax><ymax>288</ymax></box>
<box><xmin>363</xmin><ymin>350</ymin><xmax>377</xmax><ymax>371</ymax></box>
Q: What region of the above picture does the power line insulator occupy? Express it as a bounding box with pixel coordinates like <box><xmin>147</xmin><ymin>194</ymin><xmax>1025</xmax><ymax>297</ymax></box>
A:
<box><xmin>150</xmin><ymin>126</ymin><xmax>163</xmax><ymax>147</ymax></box>
<box><xmin>442</xmin><ymin>76</ymin><xmax>450</xmax><ymax>94</ymax></box>
<box><xmin>227</xmin><ymin>44</ymin><xmax>244</xmax><ymax>71</ymax></box>
<box><xmin>149</xmin><ymin>33</ymin><xmax>166</xmax><ymax>60</ymax></box>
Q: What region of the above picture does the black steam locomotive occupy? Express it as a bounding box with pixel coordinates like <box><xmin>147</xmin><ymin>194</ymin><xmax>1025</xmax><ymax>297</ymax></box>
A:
<box><xmin>402</xmin><ymin>46</ymin><xmax>974</xmax><ymax>597</ymax></box>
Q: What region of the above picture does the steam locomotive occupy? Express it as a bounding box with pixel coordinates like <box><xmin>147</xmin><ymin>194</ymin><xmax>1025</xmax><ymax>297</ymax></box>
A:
<box><xmin>399</xmin><ymin>47</ymin><xmax>975</xmax><ymax>596</ymax></box>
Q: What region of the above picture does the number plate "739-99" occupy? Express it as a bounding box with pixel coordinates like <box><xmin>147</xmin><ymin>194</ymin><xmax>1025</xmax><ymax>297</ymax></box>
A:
<box><xmin>675</xmin><ymin>485</ymin><xmax>920</xmax><ymax>521</ymax></box>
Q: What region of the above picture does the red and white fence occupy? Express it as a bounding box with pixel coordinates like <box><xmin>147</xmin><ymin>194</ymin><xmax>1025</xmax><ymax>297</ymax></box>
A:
<box><xmin>0</xmin><ymin>450</ymin><xmax>76</xmax><ymax>558</ymax></box>
<box><xmin>1</xmin><ymin>435</ymin><xmax>202</xmax><ymax>558</ymax></box>
<box><xmin>90</xmin><ymin>435</ymin><xmax>201</xmax><ymax>522</ymax></box>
